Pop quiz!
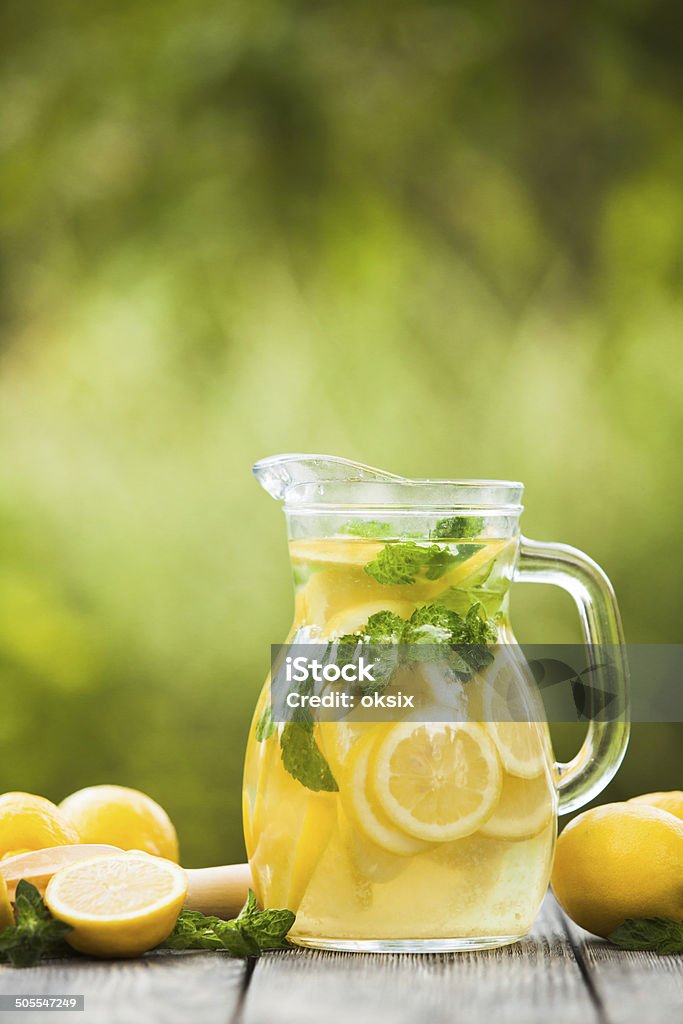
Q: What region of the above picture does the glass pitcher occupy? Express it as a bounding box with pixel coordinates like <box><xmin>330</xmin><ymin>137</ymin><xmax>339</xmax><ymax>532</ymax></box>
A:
<box><xmin>243</xmin><ymin>454</ymin><xmax>629</xmax><ymax>952</ymax></box>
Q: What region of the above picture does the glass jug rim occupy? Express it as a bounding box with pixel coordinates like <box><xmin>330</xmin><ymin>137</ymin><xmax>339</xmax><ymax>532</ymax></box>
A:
<box><xmin>282</xmin><ymin>479</ymin><xmax>524</xmax><ymax>514</ymax></box>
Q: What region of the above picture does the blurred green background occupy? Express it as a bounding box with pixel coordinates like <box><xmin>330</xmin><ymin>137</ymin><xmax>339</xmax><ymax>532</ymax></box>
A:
<box><xmin>1</xmin><ymin>1</ymin><xmax>681</xmax><ymax>866</ymax></box>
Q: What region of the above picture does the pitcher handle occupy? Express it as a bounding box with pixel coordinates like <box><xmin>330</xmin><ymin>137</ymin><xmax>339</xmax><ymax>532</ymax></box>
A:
<box><xmin>514</xmin><ymin>537</ymin><xmax>630</xmax><ymax>814</ymax></box>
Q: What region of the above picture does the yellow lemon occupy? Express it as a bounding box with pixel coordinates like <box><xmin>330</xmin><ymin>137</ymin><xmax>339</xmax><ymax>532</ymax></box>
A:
<box><xmin>0</xmin><ymin>792</ymin><xmax>80</xmax><ymax>859</ymax></box>
<box><xmin>45</xmin><ymin>853</ymin><xmax>187</xmax><ymax>957</ymax></box>
<box><xmin>480</xmin><ymin>771</ymin><xmax>554</xmax><ymax>840</ymax></box>
<box><xmin>0</xmin><ymin>874</ymin><xmax>13</xmax><ymax>931</ymax></box>
<box><xmin>551</xmin><ymin>802</ymin><xmax>683</xmax><ymax>938</ymax></box>
<box><xmin>628</xmin><ymin>791</ymin><xmax>683</xmax><ymax>821</ymax></box>
<box><xmin>339</xmin><ymin>729</ymin><xmax>430</xmax><ymax>855</ymax></box>
<box><xmin>289</xmin><ymin>539</ymin><xmax>384</xmax><ymax>567</ymax></box>
<box><xmin>372</xmin><ymin>722</ymin><xmax>502</xmax><ymax>842</ymax></box>
<box><xmin>59</xmin><ymin>786</ymin><xmax>179</xmax><ymax>862</ymax></box>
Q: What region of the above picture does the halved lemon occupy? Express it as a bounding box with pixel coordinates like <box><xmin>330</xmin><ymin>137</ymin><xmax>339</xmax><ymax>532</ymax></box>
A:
<box><xmin>480</xmin><ymin>771</ymin><xmax>554</xmax><ymax>840</ymax></box>
<box><xmin>372</xmin><ymin>722</ymin><xmax>502</xmax><ymax>842</ymax></box>
<box><xmin>44</xmin><ymin>853</ymin><xmax>187</xmax><ymax>957</ymax></box>
<box><xmin>340</xmin><ymin>730</ymin><xmax>430</xmax><ymax>855</ymax></box>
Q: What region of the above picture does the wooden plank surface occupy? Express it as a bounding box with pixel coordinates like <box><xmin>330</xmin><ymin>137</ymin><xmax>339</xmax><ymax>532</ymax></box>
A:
<box><xmin>562</xmin><ymin>917</ymin><xmax>683</xmax><ymax>1024</ymax></box>
<box><xmin>242</xmin><ymin>895</ymin><xmax>600</xmax><ymax>1024</ymax></box>
<box><xmin>0</xmin><ymin>951</ymin><xmax>246</xmax><ymax>1024</ymax></box>
<box><xmin>1</xmin><ymin>896</ymin><xmax>681</xmax><ymax>1024</ymax></box>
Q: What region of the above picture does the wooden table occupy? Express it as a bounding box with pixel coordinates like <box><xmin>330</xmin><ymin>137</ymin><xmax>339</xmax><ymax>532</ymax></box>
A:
<box><xmin>0</xmin><ymin>895</ymin><xmax>680</xmax><ymax>1024</ymax></box>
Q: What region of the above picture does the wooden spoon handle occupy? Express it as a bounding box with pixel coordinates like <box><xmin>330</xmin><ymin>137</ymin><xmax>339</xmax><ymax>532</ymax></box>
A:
<box><xmin>184</xmin><ymin>863</ymin><xmax>252</xmax><ymax>918</ymax></box>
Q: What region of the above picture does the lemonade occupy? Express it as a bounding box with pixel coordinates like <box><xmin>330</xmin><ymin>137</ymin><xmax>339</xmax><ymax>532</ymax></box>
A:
<box><xmin>243</xmin><ymin>529</ymin><xmax>558</xmax><ymax>950</ymax></box>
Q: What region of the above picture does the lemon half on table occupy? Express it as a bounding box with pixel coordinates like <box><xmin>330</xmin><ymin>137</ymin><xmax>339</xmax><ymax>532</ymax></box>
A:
<box><xmin>45</xmin><ymin>853</ymin><xmax>187</xmax><ymax>958</ymax></box>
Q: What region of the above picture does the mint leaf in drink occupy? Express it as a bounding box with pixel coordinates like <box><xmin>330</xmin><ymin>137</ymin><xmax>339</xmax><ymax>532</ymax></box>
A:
<box><xmin>433</xmin><ymin>516</ymin><xmax>484</xmax><ymax>539</ymax></box>
<box><xmin>364</xmin><ymin>542</ymin><xmax>457</xmax><ymax>585</ymax></box>
<box><xmin>339</xmin><ymin>519</ymin><xmax>392</xmax><ymax>538</ymax></box>
<box><xmin>280</xmin><ymin>720</ymin><xmax>338</xmax><ymax>792</ymax></box>
<box><xmin>364</xmin><ymin>540</ymin><xmax>484</xmax><ymax>586</ymax></box>
<box><xmin>163</xmin><ymin>890</ymin><xmax>295</xmax><ymax>955</ymax></box>
<box><xmin>255</xmin><ymin>704</ymin><xmax>277</xmax><ymax>742</ymax></box>
<box><xmin>328</xmin><ymin>600</ymin><xmax>497</xmax><ymax>691</ymax></box>
<box><xmin>402</xmin><ymin>603</ymin><xmax>458</xmax><ymax>643</ymax></box>
<box><xmin>363</xmin><ymin>610</ymin><xmax>406</xmax><ymax>643</ymax></box>
<box><xmin>0</xmin><ymin>881</ymin><xmax>72</xmax><ymax>967</ymax></box>
<box><xmin>608</xmin><ymin>918</ymin><xmax>683</xmax><ymax>954</ymax></box>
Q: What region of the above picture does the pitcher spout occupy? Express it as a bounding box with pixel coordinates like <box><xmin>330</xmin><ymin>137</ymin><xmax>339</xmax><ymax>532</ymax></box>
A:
<box><xmin>252</xmin><ymin>453</ymin><xmax>402</xmax><ymax>502</ymax></box>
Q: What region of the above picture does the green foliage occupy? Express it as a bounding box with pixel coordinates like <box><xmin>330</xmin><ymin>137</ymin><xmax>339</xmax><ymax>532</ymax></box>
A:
<box><xmin>280</xmin><ymin>721</ymin><xmax>338</xmax><ymax>793</ymax></box>
<box><xmin>0</xmin><ymin>882</ymin><xmax>72</xmax><ymax>967</ymax></box>
<box><xmin>364</xmin><ymin>542</ymin><xmax>462</xmax><ymax>585</ymax></box>
<box><xmin>608</xmin><ymin>918</ymin><xmax>683</xmax><ymax>955</ymax></box>
<box><xmin>432</xmin><ymin>517</ymin><xmax>484</xmax><ymax>540</ymax></box>
<box><xmin>255</xmin><ymin>704</ymin><xmax>276</xmax><ymax>742</ymax></box>
<box><xmin>0</xmin><ymin>0</ymin><xmax>680</xmax><ymax>864</ymax></box>
<box><xmin>163</xmin><ymin>890</ymin><xmax>294</xmax><ymax>955</ymax></box>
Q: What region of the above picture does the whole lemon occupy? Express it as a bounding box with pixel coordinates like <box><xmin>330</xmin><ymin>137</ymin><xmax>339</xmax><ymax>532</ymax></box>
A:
<box><xmin>628</xmin><ymin>790</ymin><xmax>683</xmax><ymax>821</ymax></box>
<box><xmin>551</xmin><ymin>802</ymin><xmax>683</xmax><ymax>937</ymax></box>
<box><xmin>59</xmin><ymin>786</ymin><xmax>179</xmax><ymax>862</ymax></box>
<box><xmin>0</xmin><ymin>792</ymin><xmax>80</xmax><ymax>859</ymax></box>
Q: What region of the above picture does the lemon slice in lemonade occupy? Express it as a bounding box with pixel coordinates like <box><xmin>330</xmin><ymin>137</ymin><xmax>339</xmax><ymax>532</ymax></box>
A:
<box><xmin>340</xmin><ymin>729</ymin><xmax>430</xmax><ymax>856</ymax></box>
<box><xmin>289</xmin><ymin>539</ymin><xmax>384</xmax><ymax>567</ymax></box>
<box><xmin>480</xmin><ymin>771</ymin><xmax>553</xmax><ymax>840</ymax></box>
<box><xmin>477</xmin><ymin>653</ymin><xmax>549</xmax><ymax>779</ymax></box>
<box><xmin>487</xmin><ymin>721</ymin><xmax>547</xmax><ymax>779</ymax></box>
<box><xmin>372</xmin><ymin>722</ymin><xmax>502</xmax><ymax>842</ymax></box>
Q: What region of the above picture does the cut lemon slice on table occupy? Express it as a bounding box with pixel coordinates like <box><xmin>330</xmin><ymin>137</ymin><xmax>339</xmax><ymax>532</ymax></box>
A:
<box><xmin>372</xmin><ymin>722</ymin><xmax>502</xmax><ymax>842</ymax></box>
<box><xmin>44</xmin><ymin>853</ymin><xmax>187</xmax><ymax>957</ymax></box>
<box><xmin>480</xmin><ymin>771</ymin><xmax>554</xmax><ymax>840</ymax></box>
<box><xmin>340</xmin><ymin>730</ymin><xmax>430</xmax><ymax>855</ymax></box>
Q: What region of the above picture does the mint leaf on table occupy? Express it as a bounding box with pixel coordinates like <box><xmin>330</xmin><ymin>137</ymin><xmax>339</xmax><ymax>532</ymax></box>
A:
<box><xmin>0</xmin><ymin>881</ymin><xmax>72</xmax><ymax>967</ymax></box>
<box><xmin>255</xmin><ymin>704</ymin><xmax>277</xmax><ymax>742</ymax></box>
<box><xmin>608</xmin><ymin>918</ymin><xmax>683</xmax><ymax>954</ymax></box>
<box><xmin>339</xmin><ymin>519</ymin><xmax>392</xmax><ymax>538</ymax></box>
<box><xmin>280</xmin><ymin>720</ymin><xmax>338</xmax><ymax>792</ymax></box>
<box><xmin>432</xmin><ymin>516</ymin><xmax>484</xmax><ymax>539</ymax></box>
<box><xmin>162</xmin><ymin>889</ymin><xmax>294</xmax><ymax>955</ymax></box>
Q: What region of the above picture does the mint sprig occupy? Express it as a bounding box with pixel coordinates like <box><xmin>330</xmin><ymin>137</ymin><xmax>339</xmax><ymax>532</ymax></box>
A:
<box><xmin>608</xmin><ymin>918</ymin><xmax>683</xmax><ymax>954</ymax></box>
<box><xmin>0</xmin><ymin>881</ymin><xmax>72</xmax><ymax>967</ymax></box>
<box><xmin>334</xmin><ymin>601</ymin><xmax>497</xmax><ymax>690</ymax></box>
<box><xmin>364</xmin><ymin>541</ymin><xmax>479</xmax><ymax>586</ymax></box>
<box><xmin>280</xmin><ymin>720</ymin><xmax>338</xmax><ymax>792</ymax></box>
<box><xmin>162</xmin><ymin>890</ymin><xmax>294</xmax><ymax>955</ymax></box>
<box><xmin>432</xmin><ymin>516</ymin><xmax>484</xmax><ymax>539</ymax></box>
